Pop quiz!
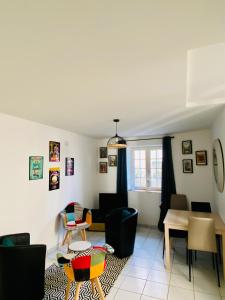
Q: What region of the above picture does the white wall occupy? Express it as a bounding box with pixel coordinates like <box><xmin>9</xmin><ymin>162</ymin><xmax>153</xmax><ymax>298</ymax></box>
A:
<box><xmin>97</xmin><ymin>129</ymin><xmax>214</xmax><ymax>226</ymax></box>
<box><xmin>173</xmin><ymin>129</ymin><xmax>214</xmax><ymax>210</ymax></box>
<box><xmin>0</xmin><ymin>113</ymin><xmax>98</xmax><ymax>249</ymax></box>
<box><xmin>212</xmin><ymin>107</ymin><xmax>225</xmax><ymax>222</ymax></box>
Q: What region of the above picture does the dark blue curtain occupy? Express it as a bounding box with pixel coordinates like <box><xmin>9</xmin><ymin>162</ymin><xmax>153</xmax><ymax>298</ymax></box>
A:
<box><xmin>117</xmin><ymin>148</ymin><xmax>128</xmax><ymax>207</ymax></box>
<box><xmin>158</xmin><ymin>136</ymin><xmax>176</xmax><ymax>231</ymax></box>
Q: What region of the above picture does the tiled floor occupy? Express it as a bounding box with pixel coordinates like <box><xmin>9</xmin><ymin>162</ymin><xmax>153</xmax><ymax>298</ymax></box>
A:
<box><xmin>46</xmin><ymin>226</ymin><xmax>225</xmax><ymax>300</ymax></box>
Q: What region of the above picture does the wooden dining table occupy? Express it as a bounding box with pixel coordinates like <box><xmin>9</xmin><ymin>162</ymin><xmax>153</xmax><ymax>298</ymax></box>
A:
<box><xmin>163</xmin><ymin>209</ymin><xmax>225</xmax><ymax>280</ymax></box>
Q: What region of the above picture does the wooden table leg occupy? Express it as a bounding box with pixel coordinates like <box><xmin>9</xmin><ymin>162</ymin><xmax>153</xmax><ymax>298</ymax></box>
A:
<box><xmin>222</xmin><ymin>232</ymin><xmax>225</xmax><ymax>281</ymax></box>
<box><xmin>164</xmin><ymin>224</ymin><xmax>171</xmax><ymax>270</ymax></box>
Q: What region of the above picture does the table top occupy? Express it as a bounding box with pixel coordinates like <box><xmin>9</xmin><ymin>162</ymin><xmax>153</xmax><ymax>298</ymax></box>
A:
<box><xmin>69</xmin><ymin>241</ymin><xmax>92</xmax><ymax>252</ymax></box>
<box><xmin>164</xmin><ymin>209</ymin><xmax>225</xmax><ymax>233</ymax></box>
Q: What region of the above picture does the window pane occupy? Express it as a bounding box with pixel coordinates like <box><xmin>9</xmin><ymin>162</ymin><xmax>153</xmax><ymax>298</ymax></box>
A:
<box><xmin>140</xmin><ymin>178</ymin><xmax>146</xmax><ymax>187</ymax></box>
<box><xmin>151</xmin><ymin>160</ymin><xmax>157</xmax><ymax>168</ymax></box>
<box><xmin>151</xmin><ymin>150</ymin><xmax>157</xmax><ymax>158</ymax></box>
<box><xmin>140</xmin><ymin>151</ymin><xmax>145</xmax><ymax>159</ymax></box>
<box><xmin>157</xmin><ymin>160</ymin><xmax>162</xmax><ymax>168</ymax></box>
<box><xmin>141</xmin><ymin>169</ymin><xmax>146</xmax><ymax>177</ymax></box>
<box><xmin>135</xmin><ymin>160</ymin><xmax>140</xmax><ymax>168</ymax></box>
<box><xmin>134</xmin><ymin>151</ymin><xmax>140</xmax><ymax>159</ymax></box>
<box><xmin>140</xmin><ymin>160</ymin><xmax>145</xmax><ymax>168</ymax></box>
<box><xmin>135</xmin><ymin>169</ymin><xmax>141</xmax><ymax>177</ymax></box>
<box><xmin>135</xmin><ymin>178</ymin><xmax>141</xmax><ymax>187</ymax></box>
<box><xmin>157</xmin><ymin>150</ymin><xmax>162</xmax><ymax>158</ymax></box>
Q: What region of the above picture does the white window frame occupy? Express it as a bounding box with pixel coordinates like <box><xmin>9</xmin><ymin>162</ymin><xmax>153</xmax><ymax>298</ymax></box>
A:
<box><xmin>128</xmin><ymin>145</ymin><xmax>162</xmax><ymax>192</ymax></box>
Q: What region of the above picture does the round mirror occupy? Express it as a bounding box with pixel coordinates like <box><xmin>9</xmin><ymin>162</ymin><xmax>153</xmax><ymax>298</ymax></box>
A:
<box><xmin>213</xmin><ymin>138</ymin><xmax>224</xmax><ymax>192</ymax></box>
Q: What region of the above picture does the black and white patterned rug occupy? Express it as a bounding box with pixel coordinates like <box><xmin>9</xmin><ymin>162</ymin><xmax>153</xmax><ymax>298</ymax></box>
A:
<box><xmin>44</xmin><ymin>254</ymin><xmax>129</xmax><ymax>300</ymax></box>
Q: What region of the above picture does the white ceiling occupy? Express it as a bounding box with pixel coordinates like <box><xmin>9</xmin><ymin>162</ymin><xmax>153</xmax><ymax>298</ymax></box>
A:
<box><xmin>0</xmin><ymin>1</ymin><xmax>225</xmax><ymax>138</ymax></box>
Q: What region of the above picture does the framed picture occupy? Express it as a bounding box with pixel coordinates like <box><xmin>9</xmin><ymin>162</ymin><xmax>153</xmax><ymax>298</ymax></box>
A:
<box><xmin>183</xmin><ymin>159</ymin><xmax>193</xmax><ymax>173</ymax></box>
<box><xmin>99</xmin><ymin>162</ymin><xmax>107</xmax><ymax>173</ymax></box>
<box><xmin>65</xmin><ymin>157</ymin><xmax>74</xmax><ymax>176</ymax></box>
<box><xmin>196</xmin><ymin>150</ymin><xmax>207</xmax><ymax>165</ymax></box>
<box><xmin>49</xmin><ymin>141</ymin><xmax>60</xmax><ymax>162</ymax></box>
<box><xmin>108</xmin><ymin>155</ymin><xmax>117</xmax><ymax>167</ymax></box>
<box><xmin>49</xmin><ymin>167</ymin><xmax>60</xmax><ymax>190</ymax></box>
<box><xmin>99</xmin><ymin>147</ymin><xmax>107</xmax><ymax>158</ymax></box>
<box><xmin>182</xmin><ymin>140</ymin><xmax>192</xmax><ymax>154</ymax></box>
<box><xmin>29</xmin><ymin>156</ymin><xmax>44</xmax><ymax>180</ymax></box>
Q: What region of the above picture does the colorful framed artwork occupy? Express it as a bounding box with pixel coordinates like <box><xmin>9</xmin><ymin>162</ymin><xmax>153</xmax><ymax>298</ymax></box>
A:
<box><xmin>49</xmin><ymin>167</ymin><xmax>60</xmax><ymax>190</ymax></box>
<box><xmin>108</xmin><ymin>155</ymin><xmax>117</xmax><ymax>167</ymax></box>
<box><xmin>99</xmin><ymin>162</ymin><xmax>107</xmax><ymax>173</ymax></box>
<box><xmin>182</xmin><ymin>140</ymin><xmax>192</xmax><ymax>154</ymax></box>
<box><xmin>99</xmin><ymin>147</ymin><xmax>107</xmax><ymax>158</ymax></box>
<box><xmin>65</xmin><ymin>157</ymin><xmax>74</xmax><ymax>176</ymax></box>
<box><xmin>49</xmin><ymin>141</ymin><xmax>60</xmax><ymax>162</ymax></box>
<box><xmin>196</xmin><ymin>150</ymin><xmax>207</xmax><ymax>165</ymax></box>
<box><xmin>183</xmin><ymin>159</ymin><xmax>193</xmax><ymax>173</ymax></box>
<box><xmin>29</xmin><ymin>156</ymin><xmax>44</xmax><ymax>180</ymax></box>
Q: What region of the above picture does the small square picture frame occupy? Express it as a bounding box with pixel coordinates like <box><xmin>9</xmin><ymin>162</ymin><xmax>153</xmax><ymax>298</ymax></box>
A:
<box><xmin>183</xmin><ymin>159</ymin><xmax>193</xmax><ymax>173</ymax></box>
<box><xmin>108</xmin><ymin>155</ymin><xmax>117</xmax><ymax>167</ymax></box>
<box><xmin>99</xmin><ymin>147</ymin><xmax>107</xmax><ymax>158</ymax></box>
<box><xmin>196</xmin><ymin>150</ymin><xmax>207</xmax><ymax>166</ymax></box>
<box><xmin>99</xmin><ymin>162</ymin><xmax>108</xmax><ymax>173</ymax></box>
<box><xmin>182</xmin><ymin>140</ymin><xmax>192</xmax><ymax>154</ymax></box>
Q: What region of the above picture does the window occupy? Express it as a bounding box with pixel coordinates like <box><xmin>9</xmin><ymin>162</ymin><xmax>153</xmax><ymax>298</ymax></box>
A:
<box><xmin>127</xmin><ymin>146</ymin><xmax>162</xmax><ymax>191</ymax></box>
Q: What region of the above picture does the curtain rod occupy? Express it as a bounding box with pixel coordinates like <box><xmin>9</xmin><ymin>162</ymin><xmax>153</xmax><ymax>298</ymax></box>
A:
<box><xmin>126</xmin><ymin>136</ymin><xmax>174</xmax><ymax>142</ymax></box>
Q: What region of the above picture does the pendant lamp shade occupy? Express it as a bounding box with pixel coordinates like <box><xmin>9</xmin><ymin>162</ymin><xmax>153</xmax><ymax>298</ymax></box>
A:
<box><xmin>107</xmin><ymin>119</ymin><xmax>127</xmax><ymax>149</ymax></box>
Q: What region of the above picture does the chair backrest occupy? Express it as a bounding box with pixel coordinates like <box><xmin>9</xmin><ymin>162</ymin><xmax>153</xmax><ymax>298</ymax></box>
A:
<box><xmin>191</xmin><ymin>201</ymin><xmax>211</xmax><ymax>212</ymax></box>
<box><xmin>63</xmin><ymin>249</ymin><xmax>107</xmax><ymax>282</ymax></box>
<box><xmin>61</xmin><ymin>202</ymin><xmax>85</xmax><ymax>227</ymax></box>
<box><xmin>170</xmin><ymin>194</ymin><xmax>188</xmax><ymax>210</ymax></box>
<box><xmin>0</xmin><ymin>244</ymin><xmax>46</xmax><ymax>300</ymax></box>
<box><xmin>188</xmin><ymin>216</ymin><xmax>217</xmax><ymax>253</ymax></box>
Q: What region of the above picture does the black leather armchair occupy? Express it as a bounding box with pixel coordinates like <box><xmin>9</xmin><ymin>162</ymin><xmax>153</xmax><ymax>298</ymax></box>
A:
<box><xmin>105</xmin><ymin>207</ymin><xmax>138</xmax><ymax>258</ymax></box>
<box><xmin>0</xmin><ymin>233</ymin><xmax>46</xmax><ymax>300</ymax></box>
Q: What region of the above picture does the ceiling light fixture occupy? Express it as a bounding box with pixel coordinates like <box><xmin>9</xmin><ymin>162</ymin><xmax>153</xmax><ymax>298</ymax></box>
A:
<box><xmin>107</xmin><ymin>119</ymin><xmax>127</xmax><ymax>149</ymax></box>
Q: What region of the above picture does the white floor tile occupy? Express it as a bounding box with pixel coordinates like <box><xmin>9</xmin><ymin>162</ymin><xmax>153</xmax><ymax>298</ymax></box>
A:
<box><xmin>123</xmin><ymin>265</ymin><xmax>150</xmax><ymax>279</ymax></box>
<box><xmin>120</xmin><ymin>276</ymin><xmax>146</xmax><ymax>294</ymax></box>
<box><xmin>114</xmin><ymin>289</ymin><xmax>141</xmax><ymax>300</ymax></box>
<box><xmin>168</xmin><ymin>286</ymin><xmax>194</xmax><ymax>300</ymax></box>
<box><xmin>113</xmin><ymin>274</ymin><xmax>126</xmax><ymax>288</ymax></box>
<box><xmin>194</xmin><ymin>291</ymin><xmax>221</xmax><ymax>300</ymax></box>
<box><xmin>194</xmin><ymin>274</ymin><xmax>220</xmax><ymax>295</ymax></box>
<box><xmin>106</xmin><ymin>287</ymin><xmax>118</xmax><ymax>300</ymax></box>
<box><xmin>141</xmin><ymin>296</ymin><xmax>161</xmax><ymax>300</ymax></box>
<box><xmin>148</xmin><ymin>270</ymin><xmax>170</xmax><ymax>284</ymax></box>
<box><xmin>170</xmin><ymin>273</ymin><xmax>193</xmax><ymax>290</ymax></box>
<box><xmin>143</xmin><ymin>281</ymin><xmax>168</xmax><ymax>300</ymax></box>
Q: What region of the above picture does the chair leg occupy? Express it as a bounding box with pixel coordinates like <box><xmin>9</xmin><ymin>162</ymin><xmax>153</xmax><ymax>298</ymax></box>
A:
<box><xmin>62</xmin><ymin>231</ymin><xmax>70</xmax><ymax>246</ymax></box>
<box><xmin>188</xmin><ymin>250</ymin><xmax>192</xmax><ymax>282</ymax></box>
<box><xmin>74</xmin><ymin>282</ymin><xmax>83</xmax><ymax>300</ymax></box>
<box><xmin>91</xmin><ymin>279</ymin><xmax>95</xmax><ymax>294</ymax></box>
<box><xmin>94</xmin><ymin>277</ymin><xmax>105</xmax><ymax>300</ymax></box>
<box><xmin>215</xmin><ymin>253</ymin><xmax>220</xmax><ymax>287</ymax></box>
<box><xmin>186</xmin><ymin>248</ymin><xmax>188</xmax><ymax>265</ymax></box>
<box><xmin>65</xmin><ymin>280</ymin><xmax>71</xmax><ymax>300</ymax></box>
<box><xmin>216</xmin><ymin>235</ymin><xmax>222</xmax><ymax>264</ymax></box>
<box><xmin>212</xmin><ymin>253</ymin><xmax>215</xmax><ymax>269</ymax></box>
<box><xmin>162</xmin><ymin>236</ymin><xmax>165</xmax><ymax>258</ymax></box>
<box><xmin>194</xmin><ymin>250</ymin><xmax>197</xmax><ymax>261</ymax></box>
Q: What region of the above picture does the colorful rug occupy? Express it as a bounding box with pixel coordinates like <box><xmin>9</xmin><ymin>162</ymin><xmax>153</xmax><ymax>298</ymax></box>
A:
<box><xmin>44</xmin><ymin>254</ymin><xmax>129</xmax><ymax>300</ymax></box>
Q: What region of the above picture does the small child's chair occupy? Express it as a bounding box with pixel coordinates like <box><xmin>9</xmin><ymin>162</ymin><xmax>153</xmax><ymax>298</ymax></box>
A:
<box><xmin>57</xmin><ymin>244</ymin><xmax>114</xmax><ymax>300</ymax></box>
<box><xmin>60</xmin><ymin>202</ymin><xmax>92</xmax><ymax>246</ymax></box>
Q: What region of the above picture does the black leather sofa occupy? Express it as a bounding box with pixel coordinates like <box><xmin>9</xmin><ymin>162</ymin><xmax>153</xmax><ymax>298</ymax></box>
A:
<box><xmin>0</xmin><ymin>233</ymin><xmax>46</xmax><ymax>300</ymax></box>
<box><xmin>105</xmin><ymin>207</ymin><xmax>138</xmax><ymax>258</ymax></box>
<box><xmin>89</xmin><ymin>193</ymin><xmax>127</xmax><ymax>231</ymax></box>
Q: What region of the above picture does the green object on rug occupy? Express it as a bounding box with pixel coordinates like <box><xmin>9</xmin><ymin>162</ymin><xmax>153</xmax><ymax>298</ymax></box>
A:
<box><xmin>44</xmin><ymin>254</ymin><xmax>129</xmax><ymax>300</ymax></box>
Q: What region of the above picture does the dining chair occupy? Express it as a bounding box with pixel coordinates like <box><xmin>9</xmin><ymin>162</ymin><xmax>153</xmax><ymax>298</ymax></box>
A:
<box><xmin>188</xmin><ymin>216</ymin><xmax>220</xmax><ymax>287</ymax></box>
<box><xmin>191</xmin><ymin>201</ymin><xmax>221</xmax><ymax>263</ymax></box>
<box><xmin>163</xmin><ymin>194</ymin><xmax>188</xmax><ymax>258</ymax></box>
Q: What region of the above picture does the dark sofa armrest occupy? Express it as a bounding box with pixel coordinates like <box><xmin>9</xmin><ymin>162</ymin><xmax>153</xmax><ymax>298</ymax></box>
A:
<box><xmin>0</xmin><ymin>233</ymin><xmax>30</xmax><ymax>246</ymax></box>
